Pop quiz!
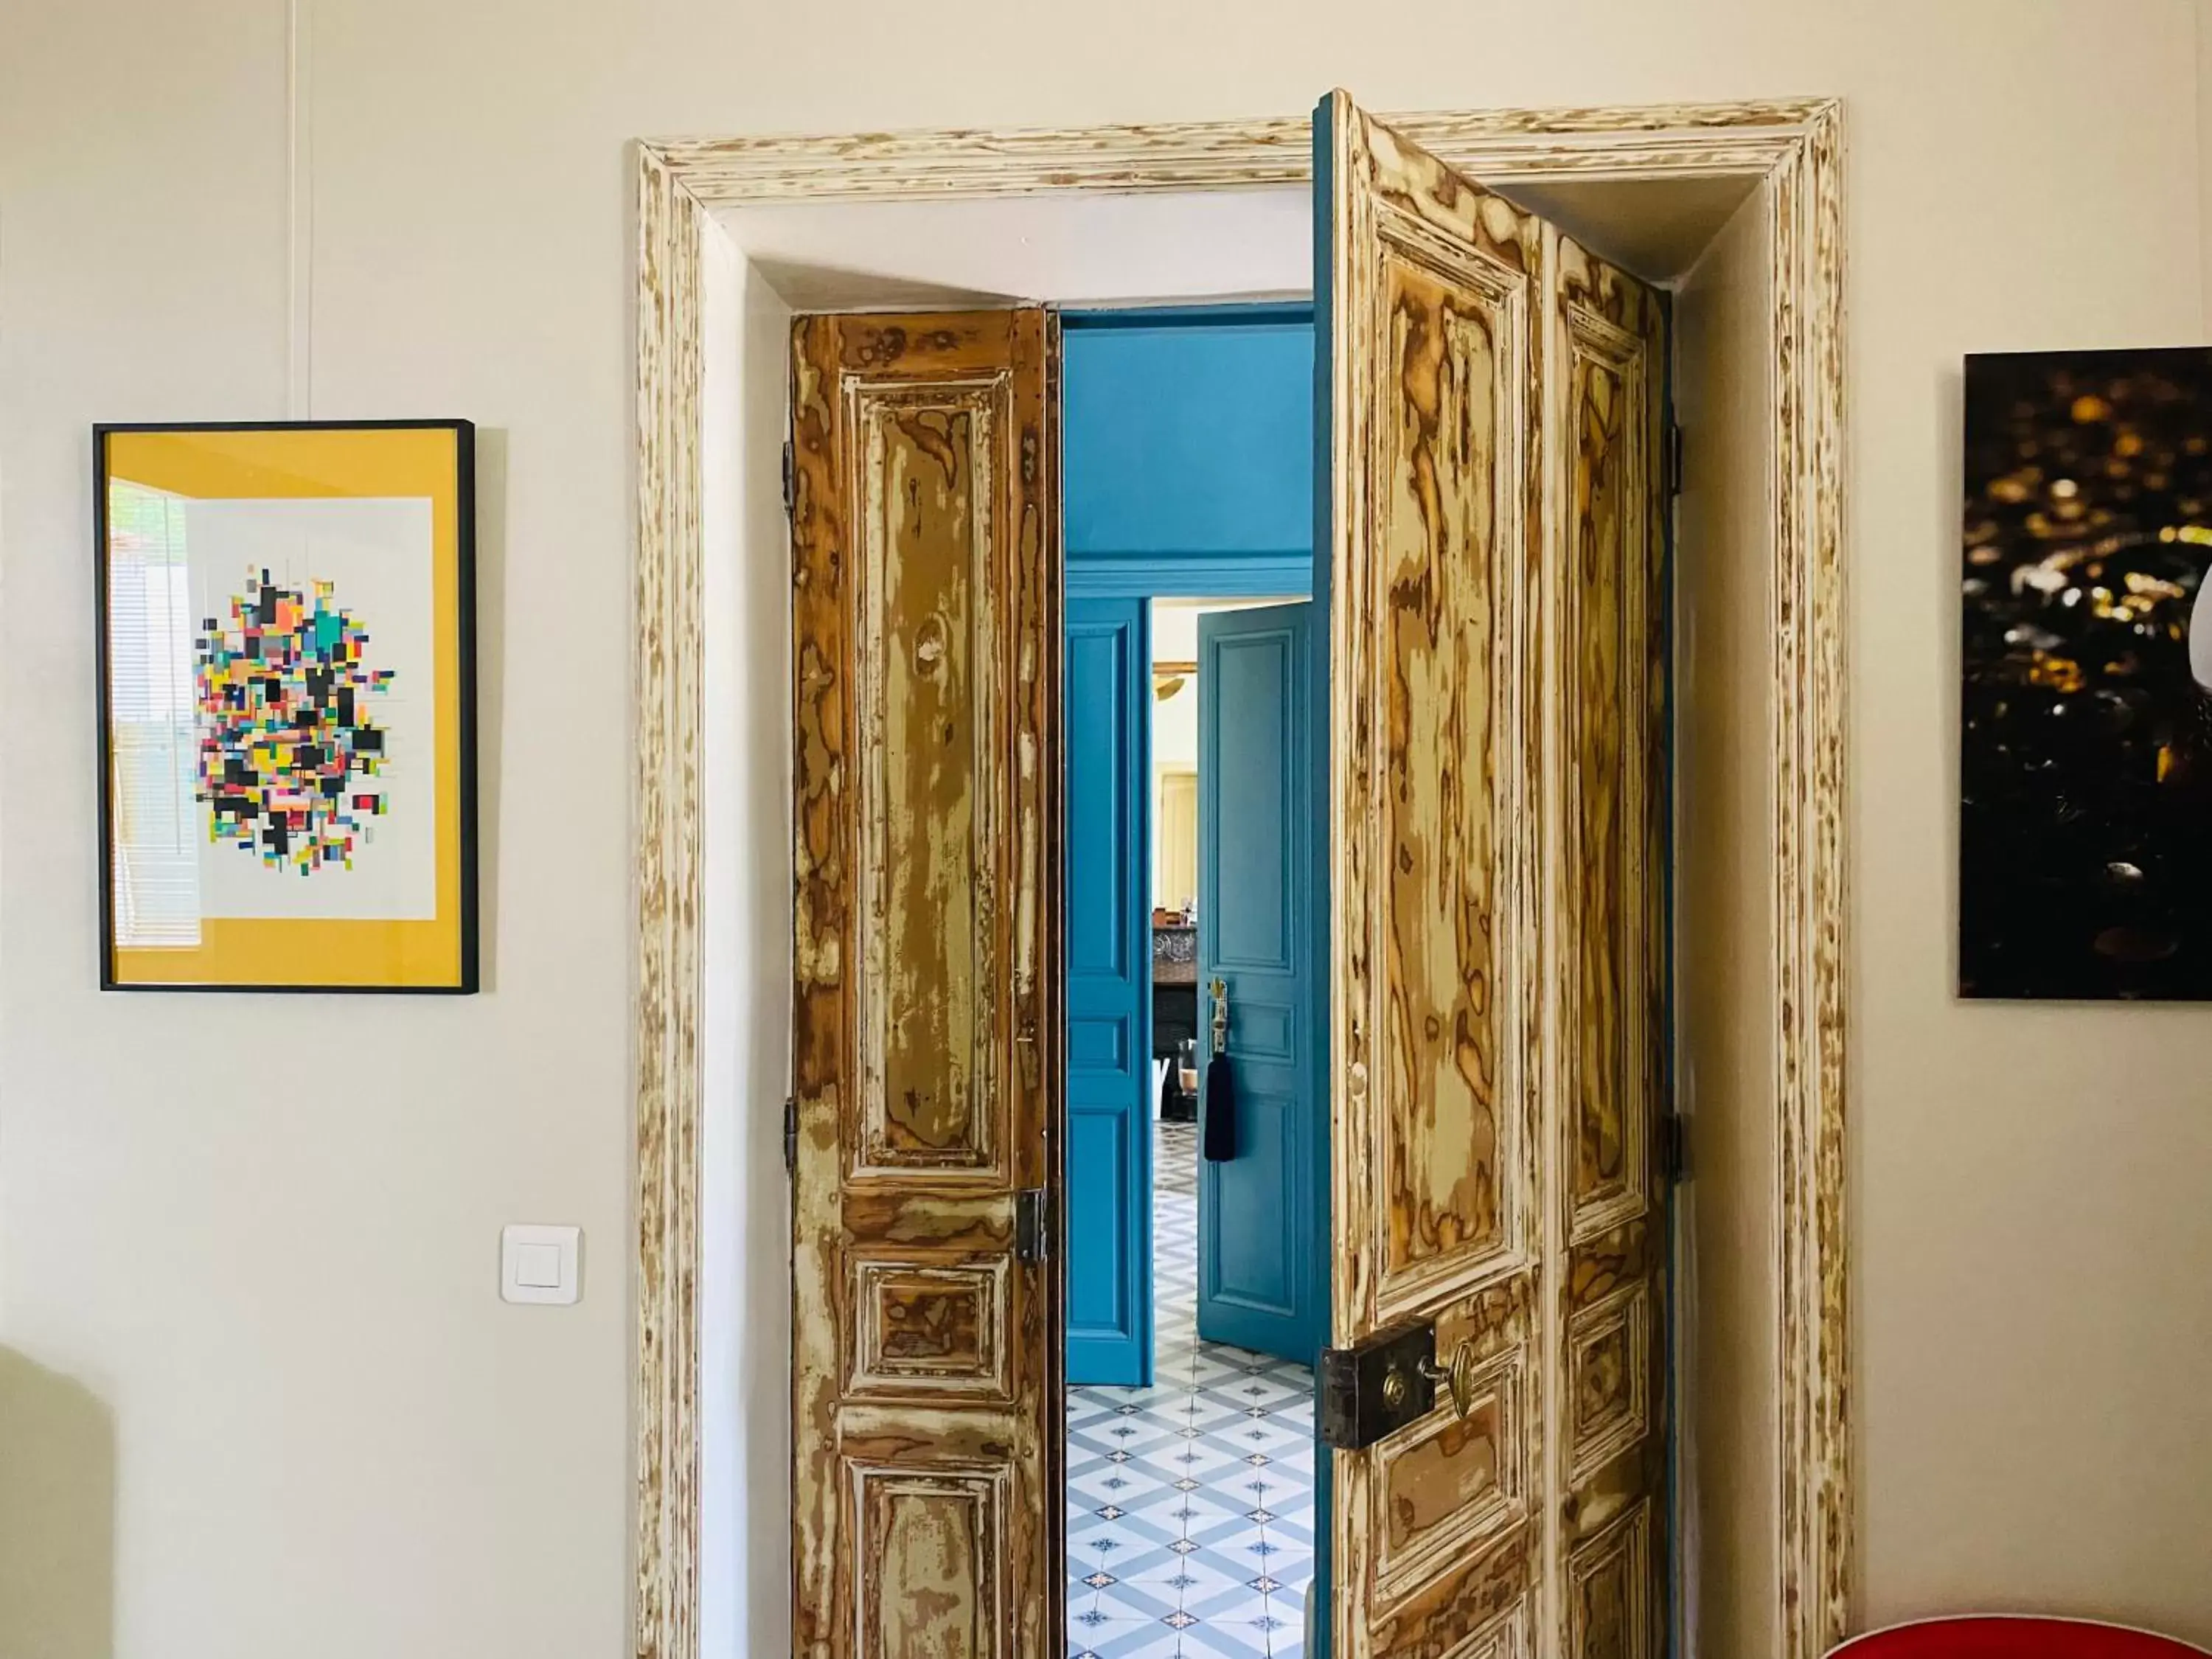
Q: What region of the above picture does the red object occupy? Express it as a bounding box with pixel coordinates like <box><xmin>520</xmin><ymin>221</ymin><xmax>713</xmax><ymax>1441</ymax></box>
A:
<box><xmin>1834</xmin><ymin>1619</ymin><xmax>2211</xmax><ymax>1659</ymax></box>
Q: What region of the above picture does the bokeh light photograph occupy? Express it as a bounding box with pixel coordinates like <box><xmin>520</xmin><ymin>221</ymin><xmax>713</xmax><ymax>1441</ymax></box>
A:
<box><xmin>1961</xmin><ymin>347</ymin><xmax>2212</xmax><ymax>998</ymax></box>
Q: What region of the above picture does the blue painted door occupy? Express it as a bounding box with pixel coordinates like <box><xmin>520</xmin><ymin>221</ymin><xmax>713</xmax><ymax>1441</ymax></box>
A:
<box><xmin>1064</xmin><ymin>597</ymin><xmax>1153</xmax><ymax>1385</ymax></box>
<box><xmin>1196</xmin><ymin>602</ymin><xmax>1321</xmax><ymax>1364</ymax></box>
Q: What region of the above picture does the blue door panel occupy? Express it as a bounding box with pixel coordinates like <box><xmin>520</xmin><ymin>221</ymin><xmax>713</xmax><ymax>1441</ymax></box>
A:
<box><xmin>1064</xmin><ymin>598</ymin><xmax>1152</xmax><ymax>1386</ymax></box>
<box><xmin>1197</xmin><ymin>602</ymin><xmax>1322</xmax><ymax>1366</ymax></box>
<box><xmin>1066</xmin><ymin>630</ymin><xmax>1132</xmax><ymax>978</ymax></box>
<box><xmin>1210</xmin><ymin>631</ymin><xmax>1294</xmax><ymax>970</ymax></box>
<box><xmin>1208</xmin><ymin>1082</ymin><xmax>1301</xmax><ymax>1317</ymax></box>
<box><xmin>1066</xmin><ymin>1102</ymin><xmax>1133</xmax><ymax>1337</ymax></box>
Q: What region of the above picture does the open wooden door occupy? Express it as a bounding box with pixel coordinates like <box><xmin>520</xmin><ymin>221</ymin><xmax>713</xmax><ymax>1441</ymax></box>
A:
<box><xmin>789</xmin><ymin>310</ymin><xmax>1061</xmax><ymax>1659</ymax></box>
<box><xmin>1314</xmin><ymin>92</ymin><xmax>1670</xmax><ymax>1659</ymax></box>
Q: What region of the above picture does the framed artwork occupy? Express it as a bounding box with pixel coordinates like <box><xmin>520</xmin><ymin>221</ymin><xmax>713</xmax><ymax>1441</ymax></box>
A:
<box><xmin>95</xmin><ymin>420</ymin><xmax>478</xmax><ymax>992</ymax></box>
<box><xmin>1961</xmin><ymin>348</ymin><xmax>2212</xmax><ymax>999</ymax></box>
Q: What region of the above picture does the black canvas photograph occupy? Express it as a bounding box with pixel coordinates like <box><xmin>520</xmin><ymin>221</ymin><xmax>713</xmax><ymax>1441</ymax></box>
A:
<box><xmin>1961</xmin><ymin>347</ymin><xmax>2212</xmax><ymax>999</ymax></box>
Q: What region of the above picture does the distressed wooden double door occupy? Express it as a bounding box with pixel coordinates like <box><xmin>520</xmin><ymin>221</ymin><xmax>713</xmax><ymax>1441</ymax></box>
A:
<box><xmin>788</xmin><ymin>91</ymin><xmax>1670</xmax><ymax>1659</ymax></box>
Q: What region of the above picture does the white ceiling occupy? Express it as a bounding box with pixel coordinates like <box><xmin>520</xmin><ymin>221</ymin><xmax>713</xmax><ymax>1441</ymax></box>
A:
<box><xmin>717</xmin><ymin>189</ymin><xmax>1310</xmax><ymax>311</ymax></box>
<box><xmin>1507</xmin><ymin>173</ymin><xmax>1761</xmax><ymax>283</ymax></box>
<box><xmin>712</xmin><ymin>171</ymin><xmax>1759</xmax><ymax>312</ymax></box>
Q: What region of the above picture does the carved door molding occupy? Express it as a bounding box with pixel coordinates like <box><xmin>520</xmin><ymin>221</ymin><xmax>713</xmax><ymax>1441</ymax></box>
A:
<box><xmin>634</xmin><ymin>99</ymin><xmax>1848</xmax><ymax>1659</ymax></box>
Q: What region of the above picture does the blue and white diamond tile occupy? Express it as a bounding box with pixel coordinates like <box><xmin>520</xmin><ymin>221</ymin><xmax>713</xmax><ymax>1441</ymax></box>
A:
<box><xmin>1066</xmin><ymin>1120</ymin><xmax>1315</xmax><ymax>1658</ymax></box>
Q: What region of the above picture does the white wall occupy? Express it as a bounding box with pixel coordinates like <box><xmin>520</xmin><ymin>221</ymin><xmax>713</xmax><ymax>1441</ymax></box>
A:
<box><xmin>1673</xmin><ymin>184</ymin><xmax>1780</xmax><ymax>1659</ymax></box>
<box><xmin>697</xmin><ymin>226</ymin><xmax>799</xmax><ymax>1659</ymax></box>
<box><xmin>5</xmin><ymin>1</ymin><xmax>2212</xmax><ymax>1655</ymax></box>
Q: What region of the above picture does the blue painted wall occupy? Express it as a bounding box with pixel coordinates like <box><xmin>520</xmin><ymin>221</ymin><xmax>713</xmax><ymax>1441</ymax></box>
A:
<box><xmin>1062</xmin><ymin>309</ymin><xmax>1314</xmax><ymax>597</ymax></box>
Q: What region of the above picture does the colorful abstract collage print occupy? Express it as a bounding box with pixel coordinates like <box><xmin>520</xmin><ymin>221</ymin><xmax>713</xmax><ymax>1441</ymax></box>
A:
<box><xmin>195</xmin><ymin>568</ymin><xmax>394</xmax><ymax>874</ymax></box>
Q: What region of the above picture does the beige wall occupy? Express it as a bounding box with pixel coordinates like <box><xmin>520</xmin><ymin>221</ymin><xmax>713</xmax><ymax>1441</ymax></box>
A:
<box><xmin>5</xmin><ymin>1</ymin><xmax>2212</xmax><ymax>1654</ymax></box>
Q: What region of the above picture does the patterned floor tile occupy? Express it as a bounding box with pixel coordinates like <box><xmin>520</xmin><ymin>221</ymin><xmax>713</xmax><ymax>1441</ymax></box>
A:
<box><xmin>1078</xmin><ymin>1621</ymin><xmax>1209</xmax><ymax>1659</ymax></box>
<box><xmin>1068</xmin><ymin>1624</ymin><xmax>1144</xmax><ymax>1659</ymax></box>
<box><xmin>1068</xmin><ymin>1121</ymin><xmax>1313</xmax><ymax>1658</ymax></box>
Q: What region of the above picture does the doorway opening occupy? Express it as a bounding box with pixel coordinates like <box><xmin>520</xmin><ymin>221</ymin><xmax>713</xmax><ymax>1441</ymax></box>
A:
<box><xmin>1061</xmin><ymin>308</ymin><xmax>1324</xmax><ymax>1654</ymax></box>
<box><xmin>1066</xmin><ymin>594</ymin><xmax>1318</xmax><ymax>1656</ymax></box>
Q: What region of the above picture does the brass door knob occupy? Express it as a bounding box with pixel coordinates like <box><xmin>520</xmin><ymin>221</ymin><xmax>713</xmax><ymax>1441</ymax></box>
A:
<box><xmin>1418</xmin><ymin>1339</ymin><xmax>1478</xmax><ymax>1419</ymax></box>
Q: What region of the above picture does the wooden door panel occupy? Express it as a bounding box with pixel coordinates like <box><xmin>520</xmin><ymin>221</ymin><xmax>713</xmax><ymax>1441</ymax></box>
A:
<box><xmin>1321</xmin><ymin>88</ymin><xmax>1546</xmax><ymax>1657</ymax></box>
<box><xmin>849</xmin><ymin>1256</ymin><xmax>1011</xmax><ymax>1399</ymax></box>
<box><xmin>1321</xmin><ymin>90</ymin><xmax>1669</xmax><ymax>1659</ymax></box>
<box><xmin>857</xmin><ymin>386</ymin><xmax>1003</xmax><ymax>1179</ymax></box>
<box><xmin>1568</xmin><ymin>1501</ymin><xmax>1656</xmax><ymax>1659</ymax></box>
<box><xmin>1366</xmin><ymin>1280</ymin><xmax>1534</xmax><ymax>1603</ymax></box>
<box><xmin>1332</xmin><ymin>123</ymin><xmax>1543</xmax><ymax>1341</ymax></box>
<box><xmin>1551</xmin><ymin>237</ymin><xmax>1668</xmax><ymax>1659</ymax></box>
<box><xmin>851</xmin><ymin>1455</ymin><xmax>1012</xmax><ymax>1659</ymax></box>
<box><xmin>791</xmin><ymin>309</ymin><xmax>1059</xmax><ymax>1659</ymax></box>
<box><xmin>1455</xmin><ymin>1605</ymin><xmax>1534</xmax><ymax>1659</ymax></box>
<box><xmin>1557</xmin><ymin>243</ymin><xmax>1664</xmax><ymax>1255</ymax></box>
<box><xmin>1566</xmin><ymin>1281</ymin><xmax>1651</xmax><ymax>1483</ymax></box>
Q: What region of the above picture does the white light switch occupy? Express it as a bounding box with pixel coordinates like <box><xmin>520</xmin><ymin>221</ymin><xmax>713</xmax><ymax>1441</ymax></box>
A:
<box><xmin>515</xmin><ymin>1242</ymin><xmax>563</xmax><ymax>1288</ymax></box>
<box><xmin>501</xmin><ymin>1224</ymin><xmax>581</xmax><ymax>1305</ymax></box>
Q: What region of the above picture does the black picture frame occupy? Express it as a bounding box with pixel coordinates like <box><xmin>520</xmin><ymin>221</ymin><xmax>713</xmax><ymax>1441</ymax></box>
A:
<box><xmin>94</xmin><ymin>418</ymin><xmax>479</xmax><ymax>993</ymax></box>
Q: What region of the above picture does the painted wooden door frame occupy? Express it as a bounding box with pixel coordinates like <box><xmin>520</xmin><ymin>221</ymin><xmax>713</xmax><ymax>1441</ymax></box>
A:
<box><xmin>632</xmin><ymin>97</ymin><xmax>1848</xmax><ymax>1659</ymax></box>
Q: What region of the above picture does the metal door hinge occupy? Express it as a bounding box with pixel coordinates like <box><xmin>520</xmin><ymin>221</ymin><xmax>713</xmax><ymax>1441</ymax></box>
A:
<box><xmin>781</xmin><ymin>438</ymin><xmax>796</xmax><ymax>517</ymax></box>
<box><xmin>1660</xmin><ymin>1112</ymin><xmax>1690</xmax><ymax>1185</ymax></box>
<box><xmin>1318</xmin><ymin>1321</ymin><xmax>1436</xmax><ymax>1450</ymax></box>
<box><xmin>1664</xmin><ymin>420</ymin><xmax>1684</xmax><ymax>498</ymax></box>
<box><xmin>782</xmin><ymin>1096</ymin><xmax>798</xmax><ymax>1178</ymax></box>
<box><xmin>1014</xmin><ymin>1187</ymin><xmax>1051</xmax><ymax>1265</ymax></box>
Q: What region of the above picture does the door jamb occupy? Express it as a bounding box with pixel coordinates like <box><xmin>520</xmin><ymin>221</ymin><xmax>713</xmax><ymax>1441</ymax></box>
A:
<box><xmin>632</xmin><ymin>98</ymin><xmax>1848</xmax><ymax>1659</ymax></box>
<box><xmin>1066</xmin><ymin>557</ymin><xmax>1312</xmax><ymax>601</ymax></box>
